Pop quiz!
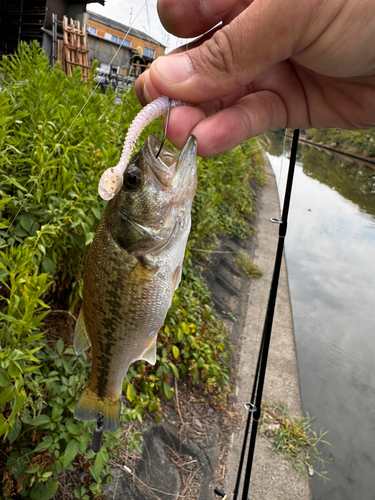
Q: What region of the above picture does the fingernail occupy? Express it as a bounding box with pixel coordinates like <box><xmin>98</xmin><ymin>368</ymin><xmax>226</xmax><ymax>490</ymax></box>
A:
<box><xmin>155</xmin><ymin>55</ymin><xmax>192</xmax><ymax>84</ymax></box>
<box><xmin>143</xmin><ymin>84</ymin><xmax>153</xmax><ymax>104</ymax></box>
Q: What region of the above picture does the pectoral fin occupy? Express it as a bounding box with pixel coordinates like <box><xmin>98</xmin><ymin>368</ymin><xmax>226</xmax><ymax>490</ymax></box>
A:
<box><xmin>140</xmin><ymin>334</ymin><xmax>157</xmax><ymax>365</ymax></box>
<box><xmin>74</xmin><ymin>310</ymin><xmax>91</xmax><ymax>356</ymax></box>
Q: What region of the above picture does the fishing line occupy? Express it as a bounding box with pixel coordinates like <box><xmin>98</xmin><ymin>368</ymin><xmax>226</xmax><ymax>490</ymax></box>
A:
<box><xmin>278</xmin><ymin>128</ymin><xmax>288</xmax><ymax>217</ymax></box>
<box><xmin>278</xmin><ymin>129</ymin><xmax>287</xmax><ymax>200</ymax></box>
<box><xmin>155</xmin><ymin>97</ymin><xmax>171</xmax><ymax>158</ymax></box>
<box><xmin>5</xmin><ymin>0</ymin><xmax>150</xmax><ymax>236</ymax></box>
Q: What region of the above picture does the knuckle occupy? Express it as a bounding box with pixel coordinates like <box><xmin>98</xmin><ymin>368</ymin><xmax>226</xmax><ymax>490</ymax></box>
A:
<box><xmin>196</xmin><ymin>28</ymin><xmax>241</xmax><ymax>82</ymax></box>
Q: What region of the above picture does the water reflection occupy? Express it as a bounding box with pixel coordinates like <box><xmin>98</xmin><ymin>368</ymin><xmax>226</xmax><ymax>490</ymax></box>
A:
<box><xmin>264</xmin><ymin>131</ymin><xmax>375</xmax><ymax>500</ymax></box>
<box><xmin>268</xmin><ymin>131</ymin><xmax>375</xmax><ymax>219</ymax></box>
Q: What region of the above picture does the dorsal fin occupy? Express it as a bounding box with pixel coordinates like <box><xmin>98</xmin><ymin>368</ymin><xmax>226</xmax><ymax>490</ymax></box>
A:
<box><xmin>74</xmin><ymin>310</ymin><xmax>91</xmax><ymax>356</ymax></box>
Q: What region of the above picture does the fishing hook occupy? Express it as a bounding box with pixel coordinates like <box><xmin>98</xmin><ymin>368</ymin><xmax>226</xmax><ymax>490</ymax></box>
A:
<box><xmin>155</xmin><ymin>97</ymin><xmax>172</xmax><ymax>159</ymax></box>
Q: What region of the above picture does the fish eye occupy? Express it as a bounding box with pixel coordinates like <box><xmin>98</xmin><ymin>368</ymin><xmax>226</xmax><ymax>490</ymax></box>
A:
<box><xmin>123</xmin><ymin>165</ymin><xmax>143</xmax><ymax>191</ymax></box>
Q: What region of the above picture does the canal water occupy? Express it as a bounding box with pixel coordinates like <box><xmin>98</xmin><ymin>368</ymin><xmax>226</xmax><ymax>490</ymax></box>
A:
<box><xmin>264</xmin><ymin>131</ymin><xmax>375</xmax><ymax>500</ymax></box>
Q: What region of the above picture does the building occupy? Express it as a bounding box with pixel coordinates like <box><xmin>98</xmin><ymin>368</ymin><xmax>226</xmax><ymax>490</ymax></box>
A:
<box><xmin>86</xmin><ymin>11</ymin><xmax>165</xmax><ymax>79</ymax></box>
<box><xmin>0</xmin><ymin>0</ymin><xmax>103</xmax><ymax>57</ymax></box>
<box><xmin>0</xmin><ymin>2</ymin><xmax>165</xmax><ymax>89</ymax></box>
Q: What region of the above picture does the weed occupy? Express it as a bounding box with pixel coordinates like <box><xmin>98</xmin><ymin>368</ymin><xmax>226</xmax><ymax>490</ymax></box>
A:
<box><xmin>234</xmin><ymin>251</ymin><xmax>263</xmax><ymax>279</ymax></box>
<box><xmin>260</xmin><ymin>400</ymin><xmax>332</xmax><ymax>480</ymax></box>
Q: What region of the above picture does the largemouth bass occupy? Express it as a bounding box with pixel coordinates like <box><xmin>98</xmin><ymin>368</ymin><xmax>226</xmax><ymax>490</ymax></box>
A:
<box><xmin>74</xmin><ymin>134</ymin><xmax>197</xmax><ymax>433</ymax></box>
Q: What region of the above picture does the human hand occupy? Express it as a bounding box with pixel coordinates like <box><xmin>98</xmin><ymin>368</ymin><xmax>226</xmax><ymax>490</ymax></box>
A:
<box><xmin>135</xmin><ymin>0</ymin><xmax>375</xmax><ymax>157</ymax></box>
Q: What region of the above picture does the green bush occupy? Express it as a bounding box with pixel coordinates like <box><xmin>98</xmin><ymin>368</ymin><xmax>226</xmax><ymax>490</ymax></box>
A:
<box><xmin>309</xmin><ymin>128</ymin><xmax>375</xmax><ymax>157</ymax></box>
<box><xmin>0</xmin><ymin>41</ymin><xmax>264</xmax><ymax>498</ymax></box>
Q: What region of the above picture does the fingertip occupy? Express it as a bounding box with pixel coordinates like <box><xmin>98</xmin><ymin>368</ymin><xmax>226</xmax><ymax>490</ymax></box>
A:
<box><xmin>134</xmin><ymin>74</ymin><xmax>147</xmax><ymax>105</ymax></box>
<box><xmin>135</xmin><ymin>71</ymin><xmax>162</xmax><ymax>106</ymax></box>
<box><xmin>166</xmin><ymin>106</ymin><xmax>207</xmax><ymax>150</ymax></box>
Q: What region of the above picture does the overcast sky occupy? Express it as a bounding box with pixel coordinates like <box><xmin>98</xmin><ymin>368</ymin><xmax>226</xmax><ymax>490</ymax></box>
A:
<box><xmin>88</xmin><ymin>0</ymin><xmax>191</xmax><ymax>52</ymax></box>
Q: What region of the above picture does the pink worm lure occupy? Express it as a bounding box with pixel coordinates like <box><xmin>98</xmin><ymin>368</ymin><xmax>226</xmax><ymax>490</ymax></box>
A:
<box><xmin>98</xmin><ymin>96</ymin><xmax>188</xmax><ymax>200</ymax></box>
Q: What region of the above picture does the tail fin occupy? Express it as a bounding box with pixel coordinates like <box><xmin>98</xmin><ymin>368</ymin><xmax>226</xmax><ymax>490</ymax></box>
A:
<box><xmin>74</xmin><ymin>386</ymin><xmax>121</xmax><ymax>433</ymax></box>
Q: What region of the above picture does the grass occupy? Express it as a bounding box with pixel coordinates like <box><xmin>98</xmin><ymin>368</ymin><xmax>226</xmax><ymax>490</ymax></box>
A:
<box><xmin>234</xmin><ymin>251</ymin><xmax>263</xmax><ymax>279</ymax></box>
<box><xmin>260</xmin><ymin>400</ymin><xmax>332</xmax><ymax>480</ymax></box>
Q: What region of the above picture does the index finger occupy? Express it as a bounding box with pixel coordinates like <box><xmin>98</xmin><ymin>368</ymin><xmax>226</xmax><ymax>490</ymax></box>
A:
<box><xmin>157</xmin><ymin>0</ymin><xmax>243</xmax><ymax>38</ymax></box>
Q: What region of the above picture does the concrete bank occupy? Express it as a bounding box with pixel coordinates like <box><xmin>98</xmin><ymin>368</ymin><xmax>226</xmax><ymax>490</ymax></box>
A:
<box><xmin>224</xmin><ymin>156</ymin><xmax>312</xmax><ymax>499</ymax></box>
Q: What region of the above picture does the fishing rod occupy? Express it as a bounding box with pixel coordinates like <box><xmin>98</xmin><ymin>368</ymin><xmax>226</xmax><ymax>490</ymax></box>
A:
<box><xmin>215</xmin><ymin>129</ymin><xmax>300</xmax><ymax>499</ymax></box>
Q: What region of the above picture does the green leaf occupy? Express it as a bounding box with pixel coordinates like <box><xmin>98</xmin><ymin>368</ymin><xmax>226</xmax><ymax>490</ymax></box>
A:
<box><xmin>172</xmin><ymin>345</ymin><xmax>179</xmax><ymax>359</ymax></box>
<box><xmin>51</xmin><ymin>404</ymin><xmax>63</xmax><ymax>422</ymax></box>
<box><xmin>66</xmin><ymin>421</ymin><xmax>81</xmax><ymax>436</ymax></box>
<box><xmin>8</xmin><ymin>393</ymin><xmax>26</xmax><ymax>426</ymax></box>
<box><xmin>90</xmin><ymin>448</ymin><xmax>109</xmax><ymax>482</ymax></box>
<box><xmin>81</xmin><ymin>222</ymin><xmax>90</xmax><ymax>235</ymax></box>
<box><xmin>42</xmin><ymin>256</ymin><xmax>56</xmax><ymax>274</ymax></box>
<box><xmin>92</xmin><ymin>207</ymin><xmax>101</xmax><ymax>219</ymax></box>
<box><xmin>31</xmin><ymin>480</ymin><xmax>59</xmax><ymax>500</ymax></box>
<box><xmin>63</xmin><ymin>438</ymin><xmax>80</xmax><ymax>468</ymax></box>
<box><xmin>29</xmin><ymin>414</ymin><xmax>51</xmax><ymax>426</ymax></box>
<box><xmin>19</xmin><ymin>213</ymin><xmax>37</xmax><ymax>234</ymax></box>
<box><xmin>126</xmin><ymin>383</ymin><xmax>136</xmax><ymax>403</ymax></box>
<box><xmin>72</xmin><ymin>233</ymin><xmax>85</xmax><ymax>248</ymax></box>
<box><xmin>56</xmin><ymin>338</ymin><xmax>64</xmax><ymax>355</ymax></box>
<box><xmin>197</xmin><ymin>357</ymin><xmax>205</xmax><ymax>368</ymax></box>
<box><xmin>78</xmin><ymin>432</ymin><xmax>91</xmax><ymax>453</ymax></box>
<box><xmin>0</xmin><ymin>385</ymin><xmax>15</xmax><ymax>404</ymax></box>
<box><xmin>26</xmin><ymin>464</ymin><xmax>41</xmax><ymax>474</ymax></box>
<box><xmin>163</xmin><ymin>382</ymin><xmax>173</xmax><ymax>399</ymax></box>
<box><xmin>8</xmin><ymin>418</ymin><xmax>22</xmax><ymax>444</ymax></box>
<box><xmin>0</xmin><ymin>414</ymin><xmax>9</xmax><ymax>436</ymax></box>
<box><xmin>34</xmin><ymin>435</ymin><xmax>53</xmax><ymax>452</ymax></box>
<box><xmin>169</xmin><ymin>362</ymin><xmax>179</xmax><ymax>380</ymax></box>
<box><xmin>0</xmin><ymin>367</ymin><xmax>10</xmax><ymax>387</ymax></box>
<box><xmin>14</xmin><ymin>224</ymin><xmax>28</xmax><ymax>237</ymax></box>
<box><xmin>23</xmin><ymin>364</ymin><xmax>43</xmax><ymax>373</ymax></box>
<box><xmin>135</xmin><ymin>440</ymin><xmax>142</xmax><ymax>453</ymax></box>
<box><xmin>8</xmin><ymin>361</ymin><xmax>21</xmax><ymax>378</ymax></box>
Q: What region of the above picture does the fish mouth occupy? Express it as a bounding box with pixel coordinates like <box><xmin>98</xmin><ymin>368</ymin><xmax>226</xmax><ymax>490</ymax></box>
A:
<box><xmin>143</xmin><ymin>135</ymin><xmax>197</xmax><ymax>192</ymax></box>
<box><xmin>117</xmin><ymin>136</ymin><xmax>197</xmax><ymax>254</ymax></box>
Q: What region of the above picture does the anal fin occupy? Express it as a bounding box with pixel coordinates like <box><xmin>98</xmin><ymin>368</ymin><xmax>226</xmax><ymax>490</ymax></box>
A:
<box><xmin>140</xmin><ymin>334</ymin><xmax>157</xmax><ymax>365</ymax></box>
<box><xmin>168</xmin><ymin>265</ymin><xmax>182</xmax><ymax>307</ymax></box>
<box><xmin>74</xmin><ymin>310</ymin><xmax>91</xmax><ymax>356</ymax></box>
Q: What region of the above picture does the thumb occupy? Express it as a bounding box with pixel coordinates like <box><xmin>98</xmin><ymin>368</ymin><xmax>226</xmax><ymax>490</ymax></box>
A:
<box><xmin>137</xmin><ymin>0</ymin><xmax>311</xmax><ymax>104</ymax></box>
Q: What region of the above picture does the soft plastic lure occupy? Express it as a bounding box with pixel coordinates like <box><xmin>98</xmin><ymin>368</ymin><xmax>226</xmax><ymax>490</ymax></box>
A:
<box><xmin>98</xmin><ymin>96</ymin><xmax>188</xmax><ymax>200</ymax></box>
